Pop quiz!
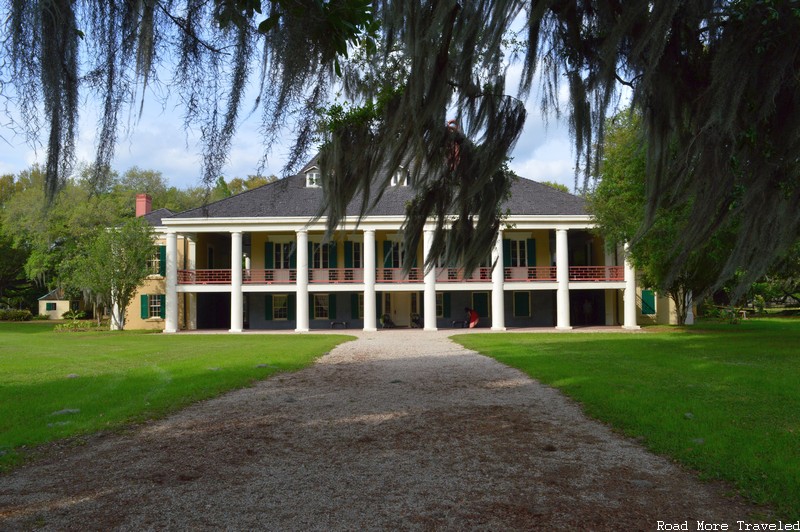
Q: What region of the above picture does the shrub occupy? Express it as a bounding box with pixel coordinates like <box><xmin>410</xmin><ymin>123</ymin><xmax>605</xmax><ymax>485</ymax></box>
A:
<box><xmin>0</xmin><ymin>309</ymin><xmax>33</xmax><ymax>321</ymax></box>
<box><xmin>32</xmin><ymin>314</ymin><xmax>50</xmax><ymax>320</ymax></box>
<box><xmin>54</xmin><ymin>320</ymin><xmax>108</xmax><ymax>332</ymax></box>
<box><xmin>61</xmin><ymin>309</ymin><xmax>86</xmax><ymax>320</ymax></box>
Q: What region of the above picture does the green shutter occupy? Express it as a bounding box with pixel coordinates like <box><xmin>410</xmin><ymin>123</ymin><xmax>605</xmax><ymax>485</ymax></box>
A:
<box><xmin>642</xmin><ymin>290</ymin><xmax>656</xmax><ymax>315</ymax></box>
<box><xmin>344</xmin><ymin>241</ymin><xmax>353</xmax><ymax>268</ymax></box>
<box><xmin>289</xmin><ymin>243</ymin><xmax>297</xmax><ymax>268</ymax></box>
<box><xmin>140</xmin><ymin>294</ymin><xmax>149</xmax><ymax>319</ymax></box>
<box><xmin>265</xmin><ymin>242</ymin><xmax>274</xmax><ymax>269</ymax></box>
<box><xmin>351</xmin><ymin>293</ymin><xmax>359</xmax><ymax>319</ymax></box>
<box><xmin>376</xmin><ymin>291</ymin><xmax>383</xmax><ymax>319</ymax></box>
<box><xmin>526</xmin><ymin>239</ymin><xmax>536</xmax><ymax>267</ymax></box>
<box><xmin>264</xmin><ymin>294</ymin><xmax>273</xmax><ymax>320</ymax></box>
<box><xmin>159</xmin><ymin>295</ymin><xmax>166</xmax><ymax>319</ymax></box>
<box><xmin>158</xmin><ymin>245</ymin><xmax>166</xmax><ymax>276</ymax></box>
<box><xmin>329</xmin><ymin>242</ymin><xmax>337</xmax><ymax>268</ymax></box>
<box><xmin>443</xmin><ymin>292</ymin><xmax>451</xmax><ymax>318</ymax></box>
<box><xmin>383</xmin><ymin>241</ymin><xmax>392</xmax><ymax>267</ymax></box>
<box><xmin>288</xmin><ymin>294</ymin><xmax>296</xmax><ymax>320</ymax></box>
<box><xmin>329</xmin><ymin>294</ymin><xmax>337</xmax><ymax>319</ymax></box>
<box><xmin>502</xmin><ymin>239</ymin><xmax>511</xmax><ymax>266</ymax></box>
<box><xmin>309</xmin><ymin>293</ymin><xmax>314</xmax><ymax>319</ymax></box>
<box><xmin>514</xmin><ymin>291</ymin><xmax>530</xmax><ymax>317</ymax></box>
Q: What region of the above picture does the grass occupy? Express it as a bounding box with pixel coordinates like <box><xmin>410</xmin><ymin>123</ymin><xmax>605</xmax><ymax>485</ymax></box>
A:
<box><xmin>453</xmin><ymin>318</ymin><xmax>800</xmax><ymax>520</ymax></box>
<box><xmin>0</xmin><ymin>322</ymin><xmax>352</xmax><ymax>470</ymax></box>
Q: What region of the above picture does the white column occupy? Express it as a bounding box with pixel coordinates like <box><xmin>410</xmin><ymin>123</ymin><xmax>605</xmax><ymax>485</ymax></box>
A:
<box><xmin>363</xmin><ymin>229</ymin><xmax>377</xmax><ymax>331</ymax></box>
<box><xmin>491</xmin><ymin>229</ymin><xmax>506</xmax><ymax>331</ymax></box>
<box><xmin>422</xmin><ymin>229</ymin><xmax>437</xmax><ymax>331</ymax></box>
<box><xmin>604</xmin><ymin>248</ymin><xmax>616</xmax><ymax>326</ymax></box>
<box><xmin>187</xmin><ymin>237</ymin><xmax>197</xmax><ymax>330</ymax></box>
<box><xmin>685</xmin><ymin>290</ymin><xmax>695</xmax><ymax>325</ymax></box>
<box><xmin>295</xmin><ymin>230</ymin><xmax>309</xmax><ymax>332</ymax></box>
<box><xmin>555</xmin><ymin>228</ymin><xmax>571</xmax><ymax>330</ymax></box>
<box><xmin>164</xmin><ymin>231</ymin><xmax>178</xmax><ymax>333</ymax></box>
<box><xmin>229</xmin><ymin>231</ymin><xmax>243</xmax><ymax>333</ymax></box>
<box><xmin>623</xmin><ymin>242</ymin><xmax>640</xmax><ymax>329</ymax></box>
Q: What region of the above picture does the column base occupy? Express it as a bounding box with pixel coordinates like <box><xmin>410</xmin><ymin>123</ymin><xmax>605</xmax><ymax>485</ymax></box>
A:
<box><xmin>622</xmin><ymin>325</ymin><xmax>641</xmax><ymax>330</ymax></box>
<box><xmin>491</xmin><ymin>326</ymin><xmax>507</xmax><ymax>331</ymax></box>
<box><xmin>555</xmin><ymin>326</ymin><xmax>573</xmax><ymax>331</ymax></box>
<box><xmin>423</xmin><ymin>327</ymin><xmax>438</xmax><ymax>332</ymax></box>
<box><xmin>163</xmin><ymin>328</ymin><xmax>178</xmax><ymax>334</ymax></box>
<box><xmin>228</xmin><ymin>328</ymin><xmax>243</xmax><ymax>333</ymax></box>
<box><xmin>294</xmin><ymin>327</ymin><xmax>309</xmax><ymax>333</ymax></box>
<box><xmin>363</xmin><ymin>327</ymin><xmax>378</xmax><ymax>332</ymax></box>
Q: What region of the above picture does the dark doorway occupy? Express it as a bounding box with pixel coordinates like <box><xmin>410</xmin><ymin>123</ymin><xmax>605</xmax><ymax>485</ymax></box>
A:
<box><xmin>197</xmin><ymin>293</ymin><xmax>231</xmax><ymax>329</ymax></box>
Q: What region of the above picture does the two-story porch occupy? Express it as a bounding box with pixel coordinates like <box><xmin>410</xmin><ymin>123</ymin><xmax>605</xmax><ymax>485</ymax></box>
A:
<box><xmin>159</xmin><ymin>220</ymin><xmax>636</xmax><ymax>332</ymax></box>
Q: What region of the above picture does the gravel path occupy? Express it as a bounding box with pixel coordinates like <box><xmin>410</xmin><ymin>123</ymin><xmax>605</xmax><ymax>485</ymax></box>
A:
<box><xmin>1</xmin><ymin>330</ymin><xmax>759</xmax><ymax>530</ymax></box>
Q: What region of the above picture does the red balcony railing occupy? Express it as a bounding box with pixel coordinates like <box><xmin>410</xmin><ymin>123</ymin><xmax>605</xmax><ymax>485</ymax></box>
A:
<box><xmin>504</xmin><ymin>266</ymin><xmax>557</xmax><ymax>282</ymax></box>
<box><xmin>177</xmin><ymin>265</ymin><xmax>625</xmax><ymax>285</ymax></box>
<box><xmin>435</xmin><ymin>267</ymin><xmax>493</xmax><ymax>282</ymax></box>
<box><xmin>569</xmin><ymin>266</ymin><xmax>624</xmax><ymax>281</ymax></box>
<box><xmin>376</xmin><ymin>268</ymin><xmax>423</xmax><ymax>283</ymax></box>
<box><xmin>309</xmin><ymin>268</ymin><xmax>364</xmax><ymax>284</ymax></box>
<box><xmin>178</xmin><ymin>269</ymin><xmax>231</xmax><ymax>284</ymax></box>
<box><xmin>244</xmin><ymin>269</ymin><xmax>296</xmax><ymax>284</ymax></box>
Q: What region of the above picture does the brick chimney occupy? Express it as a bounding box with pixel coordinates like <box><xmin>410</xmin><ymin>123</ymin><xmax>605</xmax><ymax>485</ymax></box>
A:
<box><xmin>135</xmin><ymin>194</ymin><xmax>152</xmax><ymax>217</ymax></box>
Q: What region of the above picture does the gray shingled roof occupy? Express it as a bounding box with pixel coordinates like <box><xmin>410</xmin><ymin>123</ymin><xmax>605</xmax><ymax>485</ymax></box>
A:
<box><xmin>142</xmin><ymin>208</ymin><xmax>175</xmax><ymax>226</ymax></box>
<box><xmin>172</xmin><ymin>173</ymin><xmax>587</xmax><ymax>219</ymax></box>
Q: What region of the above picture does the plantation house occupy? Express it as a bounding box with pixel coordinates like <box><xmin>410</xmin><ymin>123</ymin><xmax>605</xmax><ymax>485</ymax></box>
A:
<box><xmin>128</xmin><ymin>159</ymin><xmax>666</xmax><ymax>332</ymax></box>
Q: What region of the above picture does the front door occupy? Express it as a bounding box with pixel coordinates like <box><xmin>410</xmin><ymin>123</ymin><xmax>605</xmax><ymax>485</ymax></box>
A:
<box><xmin>389</xmin><ymin>292</ymin><xmax>412</xmax><ymax>327</ymax></box>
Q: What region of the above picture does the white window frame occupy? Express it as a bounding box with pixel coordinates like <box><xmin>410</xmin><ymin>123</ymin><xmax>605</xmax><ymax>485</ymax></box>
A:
<box><xmin>147</xmin><ymin>250</ymin><xmax>161</xmax><ymax>275</ymax></box>
<box><xmin>313</xmin><ymin>294</ymin><xmax>329</xmax><ymax>319</ymax></box>
<box><xmin>390</xmin><ymin>168</ymin><xmax>408</xmax><ymax>186</ymax></box>
<box><xmin>274</xmin><ymin>242</ymin><xmax>292</xmax><ymax>269</ymax></box>
<box><xmin>312</xmin><ymin>243</ymin><xmax>330</xmax><ymax>269</ymax></box>
<box><xmin>352</xmin><ymin>241</ymin><xmax>363</xmax><ymax>268</ymax></box>
<box><xmin>509</xmin><ymin>240</ymin><xmax>527</xmax><ymax>267</ymax></box>
<box><xmin>306</xmin><ymin>171</ymin><xmax>321</xmax><ymax>188</ymax></box>
<box><xmin>148</xmin><ymin>294</ymin><xmax>162</xmax><ymax>319</ymax></box>
<box><xmin>273</xmin><ymin>294</ymin><xmax>289</xmax><ymax>320</ymax></box>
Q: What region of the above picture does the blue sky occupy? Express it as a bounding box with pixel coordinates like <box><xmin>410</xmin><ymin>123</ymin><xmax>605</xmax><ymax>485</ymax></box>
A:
<box><xmin>0</xmin><ymin>67</ymin><xmax>578</xmax><ymax>192</ymax></box>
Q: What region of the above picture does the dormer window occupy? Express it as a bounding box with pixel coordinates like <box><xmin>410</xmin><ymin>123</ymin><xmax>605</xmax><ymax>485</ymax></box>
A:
<box><xmin>306</xmin><ymin>171</ymin><xmax>321</xmax><ymax>188</ymax></box>
<box><xmin>391</xmin><ymin>168</ymin><xmax>408</xmax><ymax>186</ymax></box>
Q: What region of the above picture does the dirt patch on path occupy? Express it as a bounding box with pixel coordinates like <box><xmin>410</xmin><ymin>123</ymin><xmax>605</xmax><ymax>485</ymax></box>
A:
<box><xmin>1</xmin><ymin>331</ymin><xmax>760</xmax><ymax>530</ymax></box>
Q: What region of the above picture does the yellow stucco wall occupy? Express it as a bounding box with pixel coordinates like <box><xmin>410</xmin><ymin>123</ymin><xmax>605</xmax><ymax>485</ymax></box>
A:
<box><xmin>38</xmin><ymin>300</ymin><xmax>71</xmax><ymax>319</ymax></box>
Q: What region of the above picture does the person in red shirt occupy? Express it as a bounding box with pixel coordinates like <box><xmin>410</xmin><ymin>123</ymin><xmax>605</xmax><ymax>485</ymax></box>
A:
<box><xmin>464</xmin><ymin>307</ymin><xmax>479</xmax><ymax>328</ymax></box>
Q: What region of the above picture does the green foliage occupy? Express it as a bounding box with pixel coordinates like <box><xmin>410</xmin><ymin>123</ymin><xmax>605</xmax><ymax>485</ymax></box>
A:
<box><xmin>0</xmin><ymin>322</ymin><xmax>351</xmax><ymax>470</ymax></box>
<box><xmin>589</xmin><ymin>110</ymin><xmax>735</xmax><ymax>321</ymax></box>
<box><xmin>62</xmin><ymin>218</ymin><xmax>155</xmax><ymax>330</ymax></box>
<box><xmin>456</xmin><ymin>318</ymin><xmax>800</xmax><ymax>520</ymax></box>
<box><xmin>539</xmin><ymin>181</ymin><xmax>570</xmax><ymax>194</ymax></box>
<box><xmin>0</xmin><ymin>309</ymin><xmax>33</xmax><ymax>321</ymax></box>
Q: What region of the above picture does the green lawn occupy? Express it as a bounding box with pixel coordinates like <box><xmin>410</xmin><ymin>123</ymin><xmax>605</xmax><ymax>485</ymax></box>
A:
<box><xmin>454</xmin><ymin>318</ymin><xmax>800</xmax><ymax>520</ymax></box>
<box><xmin>0</xmin><ymin>322</ymin><xmax>351</xmax><ymax>470</ymax></box>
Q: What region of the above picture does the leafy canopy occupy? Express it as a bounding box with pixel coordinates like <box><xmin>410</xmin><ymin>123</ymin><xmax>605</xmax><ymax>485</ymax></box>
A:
<box><xmin>2</xmin><ymin>0</ymin><xmax>799</xmax><ymax>291</ymax></box>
